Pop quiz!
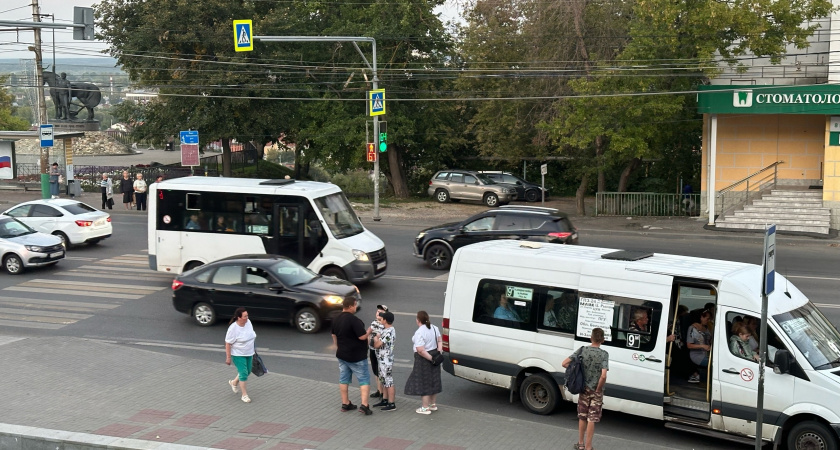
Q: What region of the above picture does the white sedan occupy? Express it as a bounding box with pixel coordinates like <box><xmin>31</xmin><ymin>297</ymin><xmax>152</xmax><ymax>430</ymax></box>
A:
<box><xmin>1</xmin><ymin>199</ymin><xmax>112</xmax><ymax>247</ymax></box>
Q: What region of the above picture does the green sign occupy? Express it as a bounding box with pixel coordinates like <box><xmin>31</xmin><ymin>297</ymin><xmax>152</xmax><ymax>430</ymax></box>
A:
<box><xmin>698</xmin><ymin>85</ymin><xmax>840</xmax><ymax>115</ymax></box>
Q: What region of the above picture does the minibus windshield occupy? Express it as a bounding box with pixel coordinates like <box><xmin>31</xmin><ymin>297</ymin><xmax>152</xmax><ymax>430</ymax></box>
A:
<box><xmin>774</xmin><ymin>303</ymin><xmax>840</xmax><ymax>370</ymax></box>
<box><xmin>313</xmin><ymin>192</ymin><xmax>364</xmax><ymax>239</ymax></box>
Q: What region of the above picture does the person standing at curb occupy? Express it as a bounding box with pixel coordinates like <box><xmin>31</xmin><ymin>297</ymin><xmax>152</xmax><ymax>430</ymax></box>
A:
<box><xmin>49</xmin><ymin>162</ymin><xmax>61</xmax><ymax>199</ymax></box>
<box><xmin>99</xmin><ymin>173</ymin><xmax>113</xmax><ymax>210</ymax></box>
<box><xmin>119</xmin><ymin>171</ymin><xmax>133</xmax><ymax>210</ymax></box>
<box><xmin>331</xmin><ymin>297</ymin><xmax>373</xmax><ymax>415</ymax></box>
<box><xmin>562</xmin><ymin>328</ymin><xmax>609</xmax><ymax>450</ymax></box>
<box><xmin>225</xmin><ymin>308</ymin><xmax>256</xmax><ymax>403</ymax></box>
<box><xmin>133</xmin><ymin>173</ymin><xmax>147</xmax><ymax>211</ymax></box>
<box><xmin>405</xmin><ymin>310</ymin><xmax>443</xmax><ymax>415</ymax></box>
<box><xmin>368</xmin><ymin>305</ymin><xmax>388</xmax><ymax>402</ymax></box>
<box><xmin>372</xmin><ymin>310</ymin><xmax>396</xmax><ymax>411</ymax></box>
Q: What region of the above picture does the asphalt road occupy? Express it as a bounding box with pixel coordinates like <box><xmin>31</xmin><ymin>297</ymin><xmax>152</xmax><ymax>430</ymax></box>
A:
<box><xmin>2</xmin><ymin>212</ymin><xmax>838</xmax><ymax>449</ymax></box>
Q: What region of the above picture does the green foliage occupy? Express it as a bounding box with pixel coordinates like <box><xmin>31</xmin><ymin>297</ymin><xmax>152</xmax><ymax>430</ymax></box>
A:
<box><xmin>0</xmin><ymin>76</ymin><xmax>30</xmax><ymax>131</ymax></box>
<box><xmin>330</xmin><ymin>170</ymin><xmax>376</xmax><ymax>197</ymax></box>
<box><xmin>232</xmin><ymin>160</ymin><xmax>294</xmax><ymax>179</ymax></box>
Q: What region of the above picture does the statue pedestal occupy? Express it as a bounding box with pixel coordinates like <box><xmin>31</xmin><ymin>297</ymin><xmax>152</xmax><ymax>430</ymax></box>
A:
<box><xmin>48</xmin><ymin>120</ymin><xmax>100</xmax><ymax>132</ymax></box>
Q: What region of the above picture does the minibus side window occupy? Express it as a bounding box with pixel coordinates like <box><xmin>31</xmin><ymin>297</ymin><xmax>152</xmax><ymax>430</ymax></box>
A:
<box><xmin>576</xmin><ymin>292</ymin><xmax>662</xmax><ymax>352</ymax></box>
<box><xmin>538</xmin><ymin>289</ymin><xmax>578</xmax><ymax>334</ymax></box>
<box><xmin>472</xmin><ymin>279</ymin><xmax>538</xmax><ymax>331</ymax></box>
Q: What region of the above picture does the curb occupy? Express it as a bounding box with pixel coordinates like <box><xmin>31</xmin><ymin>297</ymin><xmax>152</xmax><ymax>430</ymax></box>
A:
<box><xmin>0</xmin><ymin>423</ymin><xmax>216</xmax><ymax>450</ymax></box>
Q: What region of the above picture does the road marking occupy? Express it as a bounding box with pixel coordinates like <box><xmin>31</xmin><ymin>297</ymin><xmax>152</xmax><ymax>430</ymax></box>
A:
<box><xmin>64</xmin><ymin>256</ymin><xmax>98</xmax><ymax>261</ymax></box>
<box><xmin>382</xmin><ymin>275</ymin><xmax>447</xmax><ymax>283</ymax></box>
<box><xmin>787</xmin><ymin>275</ymin><xmax>840</xmax><ymax>282</ymax></box>
<box><xmin>0</xmin><ymin>318</ymin><xmax>65</xmax><ymax>330</ymax></box>
<box><xmin>97</xmin><ymin>259</ymin><xmax>148</xmax><ymax>266</ymax></box>
<box><xmin>434</xmin><ymin>273</ymin><xmax>449</xmax><ymax>280</ymax></box>
<box><xmin>0</xmin><ymin>296</ymin><xmax>118</xmax><ymax>309</ymax></box>
<box><xmin>78</xmin><ymin>265</ymin><xmax>158</xmax><ymax>274</ymax></box>
<box><xmin>0</xmin><ymin>307</ymin><xmax>91</xmax><ymax>321</ymax></box>
<box><xmin>0</xmin><ymin>312</ymin><xmax>82</xmax><ymax>325</ymax></box>
<box><xmin>23</xmin><ymin>278</ymin><xmax>162</xmax><ymax>292</ymax></box>
<box><xmin>391</xmin><ymin>311</ymin><xmax>443</xmax><ymax>319</ymax></box>
<box><xmin>2</xmin><ymin>286</ymin><xmax>143</xmax><ymax>300</ymax></box>
<box><xmin>56</xmin><ymin>271</ymin><xmax>173</xmax><ymax>283</ymax></box>
<box><xmin>815</xmin><ymin>303</ymin><xmax>840</xmax><ymax>309</ymax></box>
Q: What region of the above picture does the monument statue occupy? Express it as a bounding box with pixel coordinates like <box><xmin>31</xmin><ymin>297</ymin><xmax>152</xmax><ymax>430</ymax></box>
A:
<box><xmin>42</xmin><ymin>70</ymin><xmax>102</xmax><ymax>121</ymax></box>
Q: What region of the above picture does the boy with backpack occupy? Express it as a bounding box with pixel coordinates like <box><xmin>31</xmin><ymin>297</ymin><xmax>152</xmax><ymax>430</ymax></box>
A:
<box><xmin>562</xmin><ymin>328</ymin><xmax>609</xmax><ymax>450</ymax></box>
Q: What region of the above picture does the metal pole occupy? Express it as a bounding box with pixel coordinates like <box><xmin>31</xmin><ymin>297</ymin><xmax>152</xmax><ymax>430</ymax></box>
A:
<box><xmin>755</xmin><ymin>290</ymin><xmax>768</xmax><ymax>449</ymax></box>
<box><xmin>31</xmin><ymin>0</ymin><xmax>50</xmax><ymax>199</ymax></box>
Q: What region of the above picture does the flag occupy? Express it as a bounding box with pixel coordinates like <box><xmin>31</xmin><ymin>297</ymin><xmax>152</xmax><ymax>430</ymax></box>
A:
<box><xmin>0</xmin><ymin>156</ymin><xmax>12</xmax><ymax>169</ymax></box>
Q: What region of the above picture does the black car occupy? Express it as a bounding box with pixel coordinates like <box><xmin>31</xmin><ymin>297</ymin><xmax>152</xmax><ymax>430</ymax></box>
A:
<box><xmin>171</xmin><ymin>255</ymin><xmax>360</xmax><ymax>333</ymax></box>
<box><xmin>480</xmin><ymin>171</ymin><xmax>549</xmax><ymax>202</ymax></box>
<box><xmin>413</xmin><ymin>206</ymin><xmax>578</xmax><ymax>270</ymax></box>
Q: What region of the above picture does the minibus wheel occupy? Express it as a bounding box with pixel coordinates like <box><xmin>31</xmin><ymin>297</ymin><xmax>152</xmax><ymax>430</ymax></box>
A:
<box><xmin>321</xmin><ymin>266</ymin><xmax>347</xmax><ymax>280</ymax></box>
<box><xmin>520</xmin><ymin>373</ymin><xmax>559</xmax><ymax>415</ymax></box>
<box><xmin>787</xmin><ymin>421</ymin><xmax>837</xmax><ymax>450</ymax></box>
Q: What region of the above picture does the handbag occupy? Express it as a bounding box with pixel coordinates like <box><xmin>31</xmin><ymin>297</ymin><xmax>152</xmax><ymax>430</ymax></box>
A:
<box><xmin>106</xmin><ymin>197</ymin><xmax>114</xmax><ymax>208</ymax></box>
<box><xmin>428</xmin><ymin>326</ymin><xmax>444</xmax><ymax>366</ymax></box>
<box><xmin>251</xmin><ymin>352</ymin><xmax>268</xmax><ymax>377</ymax></box>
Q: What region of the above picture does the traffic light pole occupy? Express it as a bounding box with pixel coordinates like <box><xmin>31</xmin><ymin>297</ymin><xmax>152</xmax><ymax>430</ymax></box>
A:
<box><xmin>254</xmin><ymin>36</ymin><xmax>381</xmax><ymax>221</ymax></box>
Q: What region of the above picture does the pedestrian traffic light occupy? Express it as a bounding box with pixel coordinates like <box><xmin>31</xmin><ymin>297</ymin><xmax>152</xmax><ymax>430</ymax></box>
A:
<box><xmin>366</xmin><ymin>143</ymin><xmax>376</xmax><ymax>162</ymax></box>
<box><xmin>378</xmin><ymin>121</ymin><xmax>387</xmax><ymax>152</ymax></box>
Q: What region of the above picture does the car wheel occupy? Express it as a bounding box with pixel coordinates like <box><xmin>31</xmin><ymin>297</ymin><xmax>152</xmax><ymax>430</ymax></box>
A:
<box><xmin>3</xmin><ymin>254</ymin><xmax>24</xmax><ymax>275</ymax></box>
<box><xmin>294</xmin><ymin>307</ymin><xmax>322</xmax><ymax>333</ymax></box>
<box><xmin>192</xmin><ymin>302</ymin><xmax>216</xmax><ymax>326</ymax></box>
<box><xmin>435</xmin><ymin>189</ymin><xmax>450</xmax><ymax>203</ymax></box>
<box><xmin>787</xmin><ymin>421</ymin><xmax>838</xmax><ymax>450</ymax></box>
<box><xmin>525</xmin><ymin>190</ymin><xmax>540</xmax><ymax>202</ymax></box>
<box><xmin>53</xmin><ymin>231</ymin><xmax>69</xmax><ymax>248</ymax></box>
<box><xmin>425</xmin><ymin>244</ymin><xmax>452</xmax><ymax>270</ymax></box>
<box><xmin>484</xmin><ymin>193</ymin><xmax>499</xmax><ymax>207</ymax></box>
<box><xmin>520</xmin><ymin>373</ymin><xmax>560</xmax><ymax>415</ymax></box>
<box><xmin>321</xmin><ymin>266</ymin><xmax>347</xmax><ymax>280</ymax></box>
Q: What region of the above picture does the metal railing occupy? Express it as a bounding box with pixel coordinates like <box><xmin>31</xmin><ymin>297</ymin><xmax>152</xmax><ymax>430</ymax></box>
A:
<box><xmin>716</xmin><ymin>161</ymin><xmax>784</xmax><ymax>220</ymax></box>
<box><xmin>595</xmin><ymin>192</ymin><xmax>701</xmax><ymax>216</ymax></box>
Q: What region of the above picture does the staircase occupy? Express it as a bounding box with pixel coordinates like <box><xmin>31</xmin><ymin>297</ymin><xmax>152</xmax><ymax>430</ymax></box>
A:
<box><xmin>715</xmin><ymin>188</ymin><xmax>830</xmax><ymax>235</ymax></box>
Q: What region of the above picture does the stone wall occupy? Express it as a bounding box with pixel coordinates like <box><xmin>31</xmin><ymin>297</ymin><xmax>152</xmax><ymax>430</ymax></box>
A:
<box><xmin>13</xmin><ymin>132</ymin><xmax>133</xmax><ymax>156</ymax></box>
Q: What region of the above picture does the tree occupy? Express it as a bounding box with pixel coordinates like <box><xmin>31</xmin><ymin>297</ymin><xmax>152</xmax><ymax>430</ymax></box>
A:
<box><xmin>0</xmin><ymin>76</ymin><xmax>29</xmax><ymax>131</ymax></box>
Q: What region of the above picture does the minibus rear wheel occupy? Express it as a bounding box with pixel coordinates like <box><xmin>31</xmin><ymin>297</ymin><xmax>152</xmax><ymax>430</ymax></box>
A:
<box><xmin>520</xmin><ymin>373</ymin><xmax>559</xmax><ymax>415</ymax></box>
<box><xmin>787</xmin><ymin>421</ymin><xmax>837</xmax><ymax>450</ymax></box>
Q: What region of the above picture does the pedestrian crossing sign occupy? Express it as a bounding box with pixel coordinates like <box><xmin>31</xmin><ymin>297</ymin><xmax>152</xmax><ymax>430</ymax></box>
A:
<box><xmin>233</xmin><ymin>20</ymin><xmax>253</xmax><ymax>52</ymax></box>
<box><xmin>369</xmin><ymin>89</ymin><xmax>386</xmax><ymax>116</ymax></box>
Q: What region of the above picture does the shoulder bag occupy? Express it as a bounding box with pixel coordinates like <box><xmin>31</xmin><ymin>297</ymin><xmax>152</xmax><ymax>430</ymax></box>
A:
<box><xmin>251</xmin><ymin>352</ymin><xmax>268</xmax><ymax>377</ymax></box>
<box><xmin>429</xmin><ymin>326</ymin><xmax>445</xmax><ymax>366</ymax></box>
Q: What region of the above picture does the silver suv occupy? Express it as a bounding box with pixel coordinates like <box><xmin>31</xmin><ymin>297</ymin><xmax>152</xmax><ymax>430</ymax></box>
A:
<box><xmin>427</xmin><ymin>170</ymin><xmax>517</xmax><ymax>207</ymax></box>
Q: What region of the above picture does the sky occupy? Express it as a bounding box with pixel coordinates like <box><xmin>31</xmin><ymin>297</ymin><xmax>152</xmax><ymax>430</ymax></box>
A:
<box><xmin>1</xmin><ymin>0</ymin><xmax>462</xmax><ymax>64</ymax></box>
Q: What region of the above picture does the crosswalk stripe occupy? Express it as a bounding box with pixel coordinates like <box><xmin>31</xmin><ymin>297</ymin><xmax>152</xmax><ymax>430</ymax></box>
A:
<box><xmin>57</xmin><ymin>272</ymin><xmax>173</xmax><ymax>283</ymax></box>
<box><xmin>14</xmin><ymin>282</ymin><xmax>157</xmax><ymax>295</ymax></box>
<box><xmin>382</xmin><ymin>275</ymin><xmax>447</xmax><ymax>283</ymax></box>
<box><xmin>97</xmin><ymin>260</ymin><xmax>148</xmax><ymax>267</ymax></box>
<box><xmin>0</xmin><ymin>307</ymin><xmax>91</xmax><ymax>321</ymax></box>
<box><xmin>64</xmin><ymin>256</ymin><xmax>98</xmax><ymax>261</ymax></box>
<box><xmin>0</xmin><ymin>318</ymin><xmax>65</xmax><ymax>330</ymax></box>
<box><xmin>0</xmin><ymin>312</ymin><xmax>81</xmax><ymax>325</ymax></box>
<box><xmin>0</xmin><ymin>296</ymin><xmax>118</xmax><ymax>310</ymax></box>
<box><xmin>25</xmin><ymin>278</ymin><xmax>161</xmax><ymax>291</ymax></box>
<box><xmin>2</xmin><ymin>286</ymin><xmax>143</xmax><ymax>300</ymax></box>
<box><xmin>79</xmin><ymin>265</ymin><xmax>158</xmax><ymax>274</ymax></box>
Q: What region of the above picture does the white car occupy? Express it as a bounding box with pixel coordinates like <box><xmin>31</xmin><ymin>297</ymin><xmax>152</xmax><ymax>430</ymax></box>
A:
<box><xmin>1</xmin><ymin>199</ymin><xmax>112</xmax><ymax>247</ymax></box>
<box><xmin>0</xmin><ymin>215</ymin><xmax>65</xmax><ymax>274</ymax></box>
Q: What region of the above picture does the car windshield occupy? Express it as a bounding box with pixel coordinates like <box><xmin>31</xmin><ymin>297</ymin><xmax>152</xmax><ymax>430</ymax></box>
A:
<box><xmin>774</xmin><ymin>302</ymin><xmax>840</xmax><ymax>370</ymax></box>
<box><xmin>313</xmin><ymin>192</ymin><xmax>364</xmax><ymax>239</ymax></box>
<box><xmin>475</xmin><ymin>173</ymin><xmax>496</xmax><ymax>184</ymax></box>
<box><xmin>62</xmin><ymin>202</ymin><xmax>97</xmax><ymax>215</ymax></box>
<box><xmin>0</xmin><ymin>217</ymin><xmax>36</xmax><ymax>238</ymax></box>
<box><xmin>270</xmin><ymin>259</ymin><xmax>318</xmax><ymax>286</ymax></box>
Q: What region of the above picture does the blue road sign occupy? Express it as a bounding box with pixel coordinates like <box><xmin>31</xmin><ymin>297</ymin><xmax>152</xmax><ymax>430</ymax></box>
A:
<box><xmin>40</xmin><ymin>124</ymin><xmax>54</xmax><ymax>147</ymax></box>
<box><xmin>180</xmin><ymin>130</ymin><xmax>199</xmax><ymax>145</ymax></box>
<box><xmin>763</xmin><ymin>224</ymin><xmax>776</xmax><ymax>295</ymax></box>
<box><xmin>233</xmin><ymin>20</ymin><xmax>253</xmax><ymax>52</ymax></box>
<box><xmin>369</xmin><ymin>89</ymin><xmax>386</xmax><ymax>116</ymax></box>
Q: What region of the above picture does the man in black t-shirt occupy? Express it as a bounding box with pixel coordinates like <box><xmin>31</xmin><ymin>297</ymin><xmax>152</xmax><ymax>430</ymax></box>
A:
<box><xmin>331</xmin><ymin>297</ymin><xmax>373</xmax><ymax>415</ymax></box>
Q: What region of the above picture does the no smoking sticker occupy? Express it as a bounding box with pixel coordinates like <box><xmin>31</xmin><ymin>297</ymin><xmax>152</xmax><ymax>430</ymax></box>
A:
<box><xmin>740</xmin><ymin>368</ymin><xmax>754</xmax><ymax>382</ymax></box>
<box><xmin>163</xmin><ymin>215</ymin><xmax>171</xmax><ymax>224</ymax></box>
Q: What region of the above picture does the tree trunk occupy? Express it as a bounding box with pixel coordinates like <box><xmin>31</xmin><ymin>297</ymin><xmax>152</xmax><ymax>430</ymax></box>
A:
<box><xmin>617</xmin><ymin>157</ymin><xmax>641</xmax><ymax>192</ymax></box>
<box><xmin>221</xmin><ymin>137</ymin><xmax>232</xmax><ymax>177</ymax></box>
<box><xmin>596</xmin><ymin>136</ymin><xmax>606</xmax><ymax>192</ymax></box>
<box><xmin>387</xmin><ymin>149</ymin><xmax>410</xmax><ymax>198</ymax></box>
<box><xmin>293</xmin><ymin>144</ymin><xmax>302</xmax><ymax>179</ymax></box>
<box><xmin>575</xmin><ymin>173</ymin><xmax>589</xmax><ymax>216</ymax></box>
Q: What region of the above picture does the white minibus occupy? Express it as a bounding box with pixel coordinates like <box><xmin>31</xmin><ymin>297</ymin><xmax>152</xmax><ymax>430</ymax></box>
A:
<box><xmin>441</xmin><ymin>240</ymin><xmax>840</xmax><ymax>449</ymax></box>
<box><xmin>147</xmin><ymin>177</ymin><xmax>387</xmax><ymax>283</ymax></box>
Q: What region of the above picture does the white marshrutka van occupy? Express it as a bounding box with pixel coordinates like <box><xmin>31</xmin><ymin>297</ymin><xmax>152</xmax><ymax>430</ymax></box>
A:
<box><xmin>441</xmin><ymin>240</ymin><xmax>840</xmax><ymax>449</ymax></box>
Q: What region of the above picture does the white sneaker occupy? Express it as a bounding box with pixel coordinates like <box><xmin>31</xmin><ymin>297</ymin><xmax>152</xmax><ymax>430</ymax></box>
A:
<box><xmin>241</xmin><ymin>395</ymin><xmax>251</xmax><ymax>403</ymax></box>
<box><xmin>228</xmin><ymin>379</ymin><xmax>239</xmax><ymax>393</ymax></box>
<box><xmin>416</xmin><ymin>406</ymin><xmax>431</xmax><ymax>415</ymax></box>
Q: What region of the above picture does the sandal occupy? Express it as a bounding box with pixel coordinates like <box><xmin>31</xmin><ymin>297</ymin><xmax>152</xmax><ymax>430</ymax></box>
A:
<box><xmin>228</xmin><ymin>379</ymin><xmax>239</xmax><ymax>393</ymax></box>
<box><xmin>241</xmin><ymin>395</ymin><xmax>251</xmax><ymax>403</ymax></box>
<box><xmin>573</xmin><ymin>444</ymin><xmax>584</xmax><ymax>450</ymax></box>
<box><xmin>428</xmin><ymin>404</ymin><xmax>438</xmax><ymax>411</ymax></box>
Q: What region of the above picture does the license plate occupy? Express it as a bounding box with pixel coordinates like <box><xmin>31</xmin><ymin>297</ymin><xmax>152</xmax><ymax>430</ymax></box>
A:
<box><xmin>376</xmin><ymin>261</ymin><xmax>387</xmax><ymax>270</ymax></box>
<box><xmin>50</xmin><ymin>251</ymin><xmax>64</xmax><ymax>258</ymax></box>
<box><xmin>95</xmin><ymin>219</ymin><xmax>106</xmax><ymax>226</ymax></box>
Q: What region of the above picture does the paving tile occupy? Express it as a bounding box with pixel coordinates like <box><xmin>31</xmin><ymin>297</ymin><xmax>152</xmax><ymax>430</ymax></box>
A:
<box><xmin>92</xmin><ymin>423</ymin><xmax>146</xmax><ymax>438</ymax></box>
<box><xmin>136</xmin><ymin>428</ymin><xmax>194</xmax><ymax>443</ymax></box>
<box><xmin>419</xmin><ymin>445</ymin><xmax>467</xmax><ymax>450</ymax></box>
<box><xmin>288</xmin><ymin>426</ymin><xmax>339</xmax><ymax>442</ymax></box>
<box><xmin>127</xmin><ymin>409</ymin><xmax>177</xmax><ymax>424</ymax></box>
<box><xmin>212</xmin><ymin>437</ymin><xmax>266</xmax><ymax>450</ymax></box>
<box><xmin>265</xmin><ymin>444</ymin><xmax>311</xmax><ymax>450</ymax></box>
<box><xmin>172</xmin><ymin>413</ymin><xmax>222</xmax><ymax>429</ymax></box>
<box><xmin>239</xmin><ymin>421</ymin><xmax>290</xmax><ymax>436</ymax></box>
<box><xmin>365</xmin><ymin>436</ymin><xmax>414</xmax><ymax>450</ymax></box>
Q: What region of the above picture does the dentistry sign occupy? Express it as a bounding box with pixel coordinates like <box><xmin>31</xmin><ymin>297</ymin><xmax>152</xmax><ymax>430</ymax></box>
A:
<box><xmin>698</xmin><ymin>85</ymin><xmax>840</xmax><ymax>115</ymax></box>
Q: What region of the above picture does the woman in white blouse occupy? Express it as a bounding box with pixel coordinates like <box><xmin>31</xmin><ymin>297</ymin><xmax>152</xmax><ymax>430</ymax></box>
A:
<box><xmin>225</xmin><ymin>308</ymin><xmax>257</xmax><ymax>403</ymax></box>
<box><xmin>404</xmin><ymin>310</ymin><xmax>443</xmax><ymax>415</ymax></box>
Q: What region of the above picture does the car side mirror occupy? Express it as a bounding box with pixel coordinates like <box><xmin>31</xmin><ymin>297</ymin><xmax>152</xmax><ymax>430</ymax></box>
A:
<box><xmin>267</xmin><ymin>283</ymin><xmax>284</xmax><ymax>292</ymax></box>
<box><xmin>458</xmin><ymin>226</ymin><xmax>466</xmax><ymax>233</ymax></box>
<box><xmin>773</xmin><ymin>349</ymin><xmax>793</xmax><ymax>374</ymax></box>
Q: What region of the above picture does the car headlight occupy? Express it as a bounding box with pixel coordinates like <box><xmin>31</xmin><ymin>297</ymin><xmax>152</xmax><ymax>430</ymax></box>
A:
<box><xmin>416</xmin><ymin>232</ymin><xmax>426</xmax><ymax>240</ymax></box>
<box><xmin>324</xmin><ymin>295</ymin><xmax>344</xmax><ymax>305</ymax></box>
<box><xmin>25</xmin><ymin>245</ymin><xmax>44</xmax><ymax>252</ymax></box>
<box><xmin>352</xmin><ymin>249</ymin><xmax>369</xmax><ymax>261</ymax></box>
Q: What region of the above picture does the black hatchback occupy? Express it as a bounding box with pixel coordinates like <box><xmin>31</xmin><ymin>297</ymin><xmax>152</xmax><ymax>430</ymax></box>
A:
<box><xmin>413</xmin><ymin>206</ymin><xmax>578</xmax><ymax>270</ymax></box>
<box><xmin>171</xmin><ymin>255</ymin><xmax>360</xmax><ymax>333</ymax></box>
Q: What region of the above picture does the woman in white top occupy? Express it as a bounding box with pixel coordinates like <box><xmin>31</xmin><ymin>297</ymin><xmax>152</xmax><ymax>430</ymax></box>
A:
<box><xmin>225</xmin><ymin>308</ymin><xmax>257</xmax><ymax>403</ymax></box>
<box><xmin>404</xmin><ymin>310</ymin><xmax>443</xmax><ymax>415</ymax></box>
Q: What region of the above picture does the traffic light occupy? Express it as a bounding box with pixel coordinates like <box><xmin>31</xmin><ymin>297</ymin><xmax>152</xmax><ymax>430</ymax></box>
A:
<box><xmin>366</xmin><ymin>143</ymin><xmax>376</xmax><ymax>162</ymax></box>
<box><xmin>378</xmin><ymin>121</ymin><xmax>387</xmax><ymax>152</ymax></box>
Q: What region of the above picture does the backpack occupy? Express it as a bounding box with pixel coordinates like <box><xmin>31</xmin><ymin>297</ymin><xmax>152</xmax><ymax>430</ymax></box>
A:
<box><xmin>564</xmin><ymin>346</ymin><xmax>586</xmax><ymax>395</ymax></box>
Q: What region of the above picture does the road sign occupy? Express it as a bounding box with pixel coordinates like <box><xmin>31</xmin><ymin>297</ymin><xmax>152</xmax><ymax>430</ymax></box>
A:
<box><xmin>180</xmin><ymin>130</ymin><xmax>199</xmax><ymax>145</ymax></box>
<box><xmin>369</xmin><ymin>89</ymin><xmax>386</xmax><ymax>116</ymax></box>
<box><xmin>233</xmin><ymin>20</ymin><xmax>253</xmax><ymax>52</ymax></box>
<box><xmin>540</xmin><ymin>163</ymin><xmax>548</xmax><ymax>175</ymax></box>
<box><xmin>181</xmin><ymin>144</ymin><xmax>200</xmax><ymax>167</ymax></box>
<box><xmin>40</xmin><ymin>124</ymin><xmax>54</xmax><ymax>147</ymax></box>
<box><xmin>762</xmin><ymin>224</ymin><xmax>776</xmax><ymax>295</ymax></box>
<box><xmin>366</xmin><ymin>143</ymin><xmax>376</xmax><ymax>162</ymax></box>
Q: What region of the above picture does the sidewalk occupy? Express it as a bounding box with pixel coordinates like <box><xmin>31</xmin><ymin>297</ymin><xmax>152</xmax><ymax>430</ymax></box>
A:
<box><xmin>0</xmin><ymin>336</ymin><xmax>677</xmax><ymax>450</ymax></box>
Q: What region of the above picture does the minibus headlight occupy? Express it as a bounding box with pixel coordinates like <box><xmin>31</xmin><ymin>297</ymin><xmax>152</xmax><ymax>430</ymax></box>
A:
<box><xmin>352</xmin><ymin>249</ymin><xmax>369</xmax><ymax>262</ymax></box>
<box><xmin>324</xmin><ymin>295</ymin><xmax>344</xmax><ymax>305</ymax></box>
